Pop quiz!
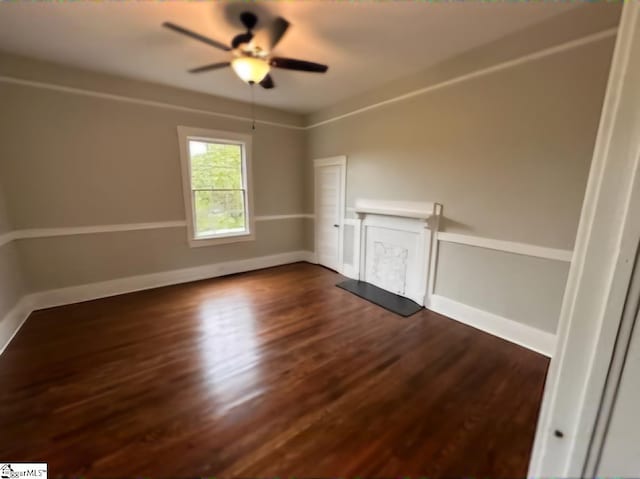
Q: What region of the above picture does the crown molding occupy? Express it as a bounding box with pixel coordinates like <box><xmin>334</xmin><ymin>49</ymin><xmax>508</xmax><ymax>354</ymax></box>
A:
<box><xmin>0</xmin><ymin>75</ymin><xmax>306</xmax><ymax>130</ymax></box>
<box><xmin>0</xmin><ymin>27</ymin><xmax>617</xmax><ymax>132</ymax></box>
<box><xmin>306</xmin><ymin>27</ymin><xmax>618</xmax><ymax>129</ymax></box>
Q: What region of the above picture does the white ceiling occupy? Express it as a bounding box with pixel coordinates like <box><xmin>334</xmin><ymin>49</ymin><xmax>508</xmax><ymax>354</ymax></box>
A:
<box><xmin>0</xmin><ymin>2</ymin><xmax>577</xmax><ymax>113</ymax></box>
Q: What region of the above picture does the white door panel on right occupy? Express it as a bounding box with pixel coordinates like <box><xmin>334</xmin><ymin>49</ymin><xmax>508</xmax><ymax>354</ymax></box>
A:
<box><xmin>597</xmin><ymin>306</ymin><xmax>640</xmax><ymax>475</ymax></box>
<box><xmin>315</xmin><ymin>164</ymin><xmax>341</xmax><ymax>272</ymax></box>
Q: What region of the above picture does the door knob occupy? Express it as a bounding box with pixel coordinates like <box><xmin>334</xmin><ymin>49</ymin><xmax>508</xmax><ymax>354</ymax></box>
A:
<box><xmin>333</xmin><ymin>224</ymin><xmax>339</xmax><ymax>228</ymax></box>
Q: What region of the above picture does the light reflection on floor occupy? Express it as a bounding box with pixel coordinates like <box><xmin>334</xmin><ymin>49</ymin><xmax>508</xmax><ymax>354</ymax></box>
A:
<box><xmin>196</xmin><ymin>292</ymin><xmax>265</xmax><ymax>415</ymax></box>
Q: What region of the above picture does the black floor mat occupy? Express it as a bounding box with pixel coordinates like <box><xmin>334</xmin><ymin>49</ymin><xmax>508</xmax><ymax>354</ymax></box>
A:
<box><xmin>336</xmin><ymin>279</ymin><xmax>423</xmax><ymax>317</ymax></box>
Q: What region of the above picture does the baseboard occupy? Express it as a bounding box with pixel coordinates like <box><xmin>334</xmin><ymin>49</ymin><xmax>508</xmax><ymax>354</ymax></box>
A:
<box><xmin>1</xmin><ymin>250</ymin><xmax>314</xmax><ymax>356</ymax></box>
<box><xmin>342</xmin><ymin>264</ymin><xmax>359</xmax><ymax>280</ymax></box>
<box><xmin>303</xmin><ymin>251</ymin><xmax>318</xmax><ymax>264</ymax></box>
<box><xmin>428</xmin><ymin>294</ymin><xmax>556</xmax><ymax>357</ymax></box>
<box><xmin>2</xmin><ymin>254</ymin><xmax>555</xmax><ymax>359</ymax></box>
<box><xmin>32</xmin><ymin>250</ymin><xmax>313</xmax><ymax>311</ymax></box>
<box><xmin>0</xmin><ymin>296</ymin><xmax>35</xmax><ymax>355</ymax></box>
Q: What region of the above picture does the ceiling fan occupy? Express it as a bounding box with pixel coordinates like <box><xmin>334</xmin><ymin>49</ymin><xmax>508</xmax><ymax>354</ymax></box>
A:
<box><xmin>163</xmin><ymin>11</ymin><xmax>328</xmax><ymax>89</ymax></box>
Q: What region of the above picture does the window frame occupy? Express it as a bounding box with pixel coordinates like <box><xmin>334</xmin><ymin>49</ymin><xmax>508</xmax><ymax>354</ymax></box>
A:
<box><xmin>177</xmin><ymin>126</ymin><xmax>255</xmax><ymax>248</ymax></box>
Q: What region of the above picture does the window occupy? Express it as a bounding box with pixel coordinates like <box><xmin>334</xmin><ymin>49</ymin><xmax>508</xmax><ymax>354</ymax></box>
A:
<box><xmin>178</xmin><ymin>127</ymin><xmax>254</xmax><ymax>247</ymax></box>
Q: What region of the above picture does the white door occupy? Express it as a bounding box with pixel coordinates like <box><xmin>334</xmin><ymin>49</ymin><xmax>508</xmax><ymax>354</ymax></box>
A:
<box><xmin>314</xmin><ymin>158</ymin><xmax>345</xmax><ymax>272</ymax></box>
<box><xmin>593</xmin><ymin>243</ymin><xmax>640</xmax><ymax>476</ymax></box>
<box><xmin>597</xmin><ymin>307</ymin><xmax>640</xmax><ymax>476</ymax></box>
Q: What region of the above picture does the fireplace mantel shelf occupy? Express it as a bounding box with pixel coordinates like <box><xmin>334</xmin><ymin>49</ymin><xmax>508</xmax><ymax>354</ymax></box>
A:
<box><xmin>354</xmin><ymin>199</ymin><xmax>438</xmax><ymax>220</ymax></box>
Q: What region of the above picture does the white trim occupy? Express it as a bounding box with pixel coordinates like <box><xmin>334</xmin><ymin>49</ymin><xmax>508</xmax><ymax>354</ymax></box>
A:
<box><xmin>17</xmin><ymin>221</ymin><xmax>186</xmax><ymax>239</ymax></box>
<box><xmin>1</xmin><ymin>251</ymin><xmax>555</xmax><ymax>359</ymax></box>
<box><xmin>0</xmin><ymin>249</ymin><xmax>556</xmax><ymax>359</ymax></box>
<box><xmin>342</xmin><ymin>218</ymin><xmax>360</xmax><ymax>226</ymax></box>
<box><xmin>0</xmin><ymin>296</ymin><xmax>35</xmax><ymax>356</ymax></box>
<box><xmin>0</xmin><ymin>231</ymin><xmax>18</xmax><ymax>248</ymax></box>
<box><xmin>341</xmin><ymin>264</ymin><xmax>359</xmax><ymax>280</ymax></box>
<box><xmin>429</xmin><ymin>294</ymin><xmax>556</xmax><ymax>357</ymax></box>
<box><xmin>437</xmin><ymin>232</ymin><xmax>573</xmax><ymax>262</ymax></box>
<box><xmin>313</xmin><ymin>156</ymin><xmax>347</xmax><ymax>168</ymax></box>
<box><xmin>354</xmin><ymin>199</ymin><xmax>436</xmax><ymax>220</ymax></box>
<box><xmin>303</xmin><ymin>251</ymin><xmax>318</xmax><ymax>264</ymax></box>
<box><xmin>342</xmin><ymin>217</ymin><xmax>362</xmax><ymax>279</ymax></box>
<box><xmin>0</xmin><ymin>216</ymin><xmax>315</xmax><ymax>247</ymax></box>
<box><xmin>427</xmin><ymin>203</ymin><xmax>443</xmax><ymax>302</ymax></box>
<box><xmin>177</xmin><ymin>126</ymin><xmax>255</xmax><ymax>248</ymax></box>
<box><xmin>255</xmin><ymin>214</ymin><xmax>314</xmax><ymax>221</ymax></box>
<box><xmin>306</xmin><ymin>28</ymin><xmax>617</xmax><ymax>129</ymax></box>
<box><xmin>0</xmin><ymin>250</ymin><xmax>313</xmax><ymax>355</ymax></box>
<box><xmin>30</xmin><ymin>250</ymin><xmax>311</xmax><ymax>311</ymax></box>
<box><xmin>314</xmin><ymin>156</ymin><xmax>347</xmax><ymax>273</ymax></box>
<box><xmin>0</xmin><ymin>75</ymin><xmax>304</xmax><ymax>130</ymax></box>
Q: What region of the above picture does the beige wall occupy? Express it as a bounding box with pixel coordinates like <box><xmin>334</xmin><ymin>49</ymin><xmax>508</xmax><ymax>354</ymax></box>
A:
<box><xmin>307</xmin><ymin>22</ymin><xmax>616</xmax><ymax>333</ymax></box>
<box><xmin>0</xmin><ymin>54</ymin><xmax>307</xmax><ymax>294</ymax></box>
<box><xmin>0</xmin><ymin>84</ymin><xmax>305</xmax><ymax>229</ymax></box>
<box><xmin>308</xmin><ymin>39</ymin><xmax>614</xmax><ymax>248</ymax></box>
<box><xmin>0</xmin><ymin>243</ymin><xmax>25</xmax><ymax>319</ymax></box>
<box><xmin>435</xmin><ymin>243</ymin><xmax>570</xmax><ymax>333</ymax></box>
<box><xmin>0</xmin><ymin>183</ymin><xmax>11</xmax><ymax>235</ymax></box>
<box><xmin>0</xmin><ymin>182</ymin><xmax>27</xmax><ymax>337</ymax></box>
<box><xmin>18</xmin><ymin>220</ymin><xmax>305</xmax><ymax>291</ymax></box>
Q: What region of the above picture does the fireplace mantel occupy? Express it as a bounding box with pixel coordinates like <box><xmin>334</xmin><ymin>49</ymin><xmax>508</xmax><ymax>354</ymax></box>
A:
<box><xmin>354</xmin><ymin>199</ymin><xmax>438</xmax><ymax>221</ymax></box>
<box><xmin>353</xmin><ymin>198</ymin><xmax>442</xmax><ymax>307</ymax></box>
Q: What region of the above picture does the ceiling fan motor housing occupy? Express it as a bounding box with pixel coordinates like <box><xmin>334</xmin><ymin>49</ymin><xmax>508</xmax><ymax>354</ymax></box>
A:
<box><xmin>240</xmin><ymin>12</ymin><xmax>258</xmax><ymax>31</ymax></box>
<box><xmin>232</xmin><ymin>12</ymin><xmax>259</xmax><ymax>49</ymax></box>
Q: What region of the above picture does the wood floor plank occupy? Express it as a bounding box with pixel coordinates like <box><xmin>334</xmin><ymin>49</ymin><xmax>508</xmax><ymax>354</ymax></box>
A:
<box><xmin>0</xmin><ymin>263</ymin><xmax>548</xmax><ymax>476</ymax></box>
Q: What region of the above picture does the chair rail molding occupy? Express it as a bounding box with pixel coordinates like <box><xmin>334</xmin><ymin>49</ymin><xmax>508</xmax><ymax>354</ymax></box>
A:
<box><xmin>0</xmin><ymin>215</ymin><xmax>313</xmax><ymax>245</ymax></box>
<box><xmin>437</xmin><ymin>232</ymin><xmax>573</xmax><ymax>262</ymax></box>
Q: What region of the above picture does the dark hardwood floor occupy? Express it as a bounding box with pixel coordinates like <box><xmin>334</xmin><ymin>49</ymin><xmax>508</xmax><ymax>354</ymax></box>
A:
<box><xmin>0</xmin><ymin>263</ymin><xmax>548</xmax><ymax>477</ymax></box>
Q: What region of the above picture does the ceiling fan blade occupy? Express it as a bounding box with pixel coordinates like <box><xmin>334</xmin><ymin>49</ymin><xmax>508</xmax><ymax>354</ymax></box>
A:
<box><xmin>268</xmin><ymin>17</ymin><xmax>290</xmax><ymax>50</ymax></box>
<box><xmin>163</xmin><ymin>22</ymin><xmax>231</xmax><ymax>52</ymax></box>
<box><xmin>259</xmin><ymin>74</ymin><xmax>275</xmax><ymax>89</ymax></box>
<box><xmin>188</xmin><ymin>62</ymin><xmax>231</xmax><ymax>74</ymax></box>
<box><xmin>270</xmin><ymin>57</ymin><xmax>328</xmax><ymax>73</ymax></box>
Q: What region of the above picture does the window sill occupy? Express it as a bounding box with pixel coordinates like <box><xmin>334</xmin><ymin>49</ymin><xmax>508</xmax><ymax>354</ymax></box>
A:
<box><xmin>188</xmin><ymin>231</ymin><xmax>255</xmax><ymax>248</ymax></box>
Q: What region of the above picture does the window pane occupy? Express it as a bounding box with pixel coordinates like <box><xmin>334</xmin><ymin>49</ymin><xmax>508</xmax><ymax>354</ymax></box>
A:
<box><xmin>194</xmin><ymin>190</ymin><xmax>246</xmax><ymax>236</ymax></box>
<box><xmin>189</xmin><ymin>140</ymin><xmax>243</xmax><ymax>190</ymax></box>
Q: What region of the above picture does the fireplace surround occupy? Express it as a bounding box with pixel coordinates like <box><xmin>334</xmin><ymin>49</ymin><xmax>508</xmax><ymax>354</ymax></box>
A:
<box><xmin>354</xmin><ymin>199</ymin><xmax>442</xmax><ymax>306</ymax></box>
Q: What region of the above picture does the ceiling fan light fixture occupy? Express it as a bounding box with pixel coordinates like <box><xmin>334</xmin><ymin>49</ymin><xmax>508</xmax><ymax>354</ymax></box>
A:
<box><xmin>231</xmin><ymin>57</ymin><xmax>270</xmax><ymax>84</ymax></box>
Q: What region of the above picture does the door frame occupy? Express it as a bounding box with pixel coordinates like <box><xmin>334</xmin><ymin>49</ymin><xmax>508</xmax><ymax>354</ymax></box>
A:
<box><xmin>313</xmin><ymin>156</ymin><xmax>347</xmax><ymax>273</ymax></box>
<box><xmin>528</xmin><ymin>2</ymin><xmax>640</xmax><ymax>475</ymax></box>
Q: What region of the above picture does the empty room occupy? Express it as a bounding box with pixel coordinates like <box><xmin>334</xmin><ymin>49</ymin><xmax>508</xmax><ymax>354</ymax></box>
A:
<box><xmin>1</xmin><ymin>0</ymin><xmax>640</xmax><ymax>477</ymax></box>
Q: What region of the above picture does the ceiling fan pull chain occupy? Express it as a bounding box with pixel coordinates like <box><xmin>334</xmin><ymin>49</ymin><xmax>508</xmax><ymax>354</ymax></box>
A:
<box><xmin>250</xmin><ymin>83</ymin><xmax>256</xmax><ymax>131</ymax></box>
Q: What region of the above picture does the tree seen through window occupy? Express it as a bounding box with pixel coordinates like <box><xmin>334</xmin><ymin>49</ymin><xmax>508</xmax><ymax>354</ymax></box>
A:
<box><xmin>189</xmin><ymin>140</ymin><xmax>247</xmax><ymax>236</ymax></box>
